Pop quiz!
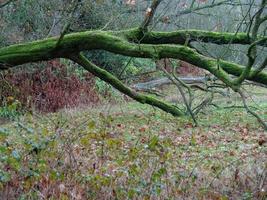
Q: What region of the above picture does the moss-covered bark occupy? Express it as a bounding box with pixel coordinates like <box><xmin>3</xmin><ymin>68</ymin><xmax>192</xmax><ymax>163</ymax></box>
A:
<box><xmin>1</xmin><ymin>28</ymin><xmax>266</xmax><ymax>68</ymax></box>
<box><xmin>70</xmin><ymin>53</ymin><xmax>184</xmax><ymax>117</ymax></box>
<box><xmin>0</xmin><ymin>30</ymin><xmax>266</xmax><ymax>86</ymax></box>
<box><xmin>122</xmin><ymin>28</ymin><xmax>267</xmax><ymax>46</ymax></box>
<box><xmin>0</xmin><ymin>28</ymin><xmax>266</xmax><ymax>118</ymax></box>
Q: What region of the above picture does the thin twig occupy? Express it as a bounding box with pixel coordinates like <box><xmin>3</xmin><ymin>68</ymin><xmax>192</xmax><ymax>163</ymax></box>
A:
<box><xmin>160</xmin><ymin>66</ymin><xmax>198</xmax><ymax>126</ymax></box>
<box><xmin>238</xmin><ymin>89</ymin><xmax>267</xmax><ymax>130</ymax></box>
<box><xmin>55</xmin><ymin>0</ymin><xmax>80</xmax><ymax>48</ymax></box>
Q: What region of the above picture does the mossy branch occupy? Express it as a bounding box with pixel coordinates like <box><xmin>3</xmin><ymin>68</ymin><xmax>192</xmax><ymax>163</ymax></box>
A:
<box><xmin>0</xmin><ymin>28</ymin><xmax>266</xmax><ymax>124</ymax></box>
<box><xmin>123</xmin><ymin>28</ymin><xmax>266</xmax><ymax>46</ymax></box>
<box><xmin>69</xmin><ymin>53</ymin><xmax>184</xmax><ymax>117</ymax></box>
<box><xmin>0</xmin><ymin>30</ymin><xmax>266</xmax><ymax>87</ymax></box>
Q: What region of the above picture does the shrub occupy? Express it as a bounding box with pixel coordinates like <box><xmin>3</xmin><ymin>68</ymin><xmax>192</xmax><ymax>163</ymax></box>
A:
<box><xmin>0</xmin><ymin>97</ymin><xmax>22</xmax><ymax>120</ymax></box>
<box><xmin>0</xmin><ymin>60</ymin><xmax>99</xmax><ymax>112</ymax></box>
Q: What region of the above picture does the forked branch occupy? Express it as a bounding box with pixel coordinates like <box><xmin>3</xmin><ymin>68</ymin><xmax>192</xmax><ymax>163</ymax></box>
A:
<box><xmin>69</xmin><ymin>53</ymin><xmax>184</xmax><ymax>117</ymax></box>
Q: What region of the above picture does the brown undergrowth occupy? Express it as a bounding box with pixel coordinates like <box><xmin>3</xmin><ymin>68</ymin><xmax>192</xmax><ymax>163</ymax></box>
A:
<box><xmin>0</xmin><ymin>99</ymin><xmax>266</xmax><ymax>199</ymax></box>
<box><xmin>0</xmin><ymin>59</ymin><xmax>99</xmax><ymax>113</ymax></box>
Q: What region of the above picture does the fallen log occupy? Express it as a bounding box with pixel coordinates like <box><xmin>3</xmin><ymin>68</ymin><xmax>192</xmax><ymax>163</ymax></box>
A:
<box><xmin>131</xmin><ymin>76</ymin><xmax>209</xmax><ymax>90</ymax></box>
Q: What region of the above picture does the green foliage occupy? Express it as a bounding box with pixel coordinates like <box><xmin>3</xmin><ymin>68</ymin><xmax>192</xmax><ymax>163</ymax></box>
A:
<box><xmin>72</xmin><ymin>0</ymin><xmax>145</xmax><ymax>78</ymax></box>
<box><xmin>132</xmin><ymin>58</ymin><xmax>156</xmax><ymax>71</ymax></box>
<box><xmin>95</xmin><ymin>77</ymin><xmax>113</xmax><ymax>95</ymax></box>
<box><xmin>86</xmin><ymin>51</ymin><xmax>129</xmax><ymax>77</ymax></box>
<box><xmin>0</xmin><ymin>99</ymin><xmax>22</xmax><ymax>120</ymax></box>
<box><xmin>1</xmin><ymin>0</ymin><xmax>60</xmax><ymax>44</ymax></box>
<box><xmin>89</xmin><ymin>53</ymin><xmax>156</xmax><ymax>79</ymax></box>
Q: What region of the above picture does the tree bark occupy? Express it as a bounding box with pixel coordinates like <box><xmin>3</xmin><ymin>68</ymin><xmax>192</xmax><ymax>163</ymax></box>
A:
<box><xmin>70</xmin><ymin>53</ymin><xmax>184</xmax><ymax>117</ymax></box>
<box><xmin>0</xmin><ymin>28</ymin><xmax>266</xmax><ymax>118</ymax></box>
<box><xmin>123</xmin><ymin>28</ymin><xmax>266</xmax><ymax>46</ymax></box>
<box><xmin>1</xmin><ymin>30</ymin><xmax>266</xmax><ymax>86</ymax></box>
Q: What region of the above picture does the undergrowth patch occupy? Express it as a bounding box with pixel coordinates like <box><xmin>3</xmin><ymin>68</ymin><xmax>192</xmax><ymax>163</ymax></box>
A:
<box><xmin>0</xmin><ymin>60</ymin><xmax>99</xmax><ymax>113</ymax></box>
<box><xmin>0</xmin><ymin>102</ymin><xmax>266</xmax><ymax>200</ymax></box>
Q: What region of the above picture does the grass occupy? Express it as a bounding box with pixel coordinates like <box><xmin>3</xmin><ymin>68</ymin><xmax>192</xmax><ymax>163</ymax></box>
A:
<box><xmin>0</xmin><ymin>86</ymin><xmax>266</xmax><ymax>200</ymax></box>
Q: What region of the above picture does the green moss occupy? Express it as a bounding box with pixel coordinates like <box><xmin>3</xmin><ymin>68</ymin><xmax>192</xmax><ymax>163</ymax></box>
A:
<box><xmin>0</xmin><ymin>29</ymin><xmax>266</xmax><ymax>86</ymax></box>
<box><xmin>123</xmin><ymin>28</ymin><xmax>257</xmax><ymax>46</ymax></box>
<box><xmin>71</xmin><ymin>53</ymin><xmax>184</xmax><ymax>117</ymax></box>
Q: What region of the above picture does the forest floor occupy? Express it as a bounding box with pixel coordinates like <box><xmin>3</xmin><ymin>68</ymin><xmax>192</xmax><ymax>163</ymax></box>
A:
<box><xmin>0</xmin><ymin>85</ymin><xmax>266</xmax><ymax>200</ymax></box>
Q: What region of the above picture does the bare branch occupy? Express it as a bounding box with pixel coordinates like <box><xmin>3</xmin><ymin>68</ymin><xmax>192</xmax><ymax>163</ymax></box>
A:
<box><xmin>234</xmin><ymin>0</ymin><xmax>267</xmax><ymax>85</ymax></box>
<box><xmin>175</xmin><ymin>0</ymin><xmax>231</xmax><ymax>17</ymax></box>
<box><xmin>160</xmin><ymin>66</ymin><xmax>198</xmax><ymax>126</ymax></box>
<box><xmin>55</xmin><ymin>0</ymin><xmax>80</xmax><ymax>48</ymax></box>
<box><xmin>238</xmin><ymin>89</ymin><xmax>267</xmax><ymax>130</ymax></box>
<box><xmin>140</xmin><ymin>0</ymin><xmax>163</xmax><ymax>31</ymax></box>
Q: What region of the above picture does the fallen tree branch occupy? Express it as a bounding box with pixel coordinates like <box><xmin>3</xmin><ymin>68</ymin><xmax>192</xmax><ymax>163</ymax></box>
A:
<box><xmin>0</xmin><ymin>27</ymin><xmax>266</xmax><ymax>124</ymax></box>
<box><xmin>121</xmin><ymin>70</ymin><xmax>158</xmax><ymax>81</ymax></box>
<box><xmin>70</xmin><ymin>53</ymin><xmax>184</xmax><ymax>117</ymax></box>
<box><xmin>131</xmin><ymin>77</ymin><xmax>209</xmax><ymax>90</ymax></box>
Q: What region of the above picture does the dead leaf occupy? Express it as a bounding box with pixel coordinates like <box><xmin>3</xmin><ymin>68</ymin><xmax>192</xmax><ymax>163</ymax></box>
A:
<box><xmin>139</xmin><ymin>126</ymin><xmax>148</xmax><ymax>132</ymax></box>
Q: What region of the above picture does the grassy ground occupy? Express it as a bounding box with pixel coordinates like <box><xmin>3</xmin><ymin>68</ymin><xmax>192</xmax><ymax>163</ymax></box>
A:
<box><xmin>0</xmin><ymin>86</ymin><xmax>266</xmax><ymax>200</ymax></box>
